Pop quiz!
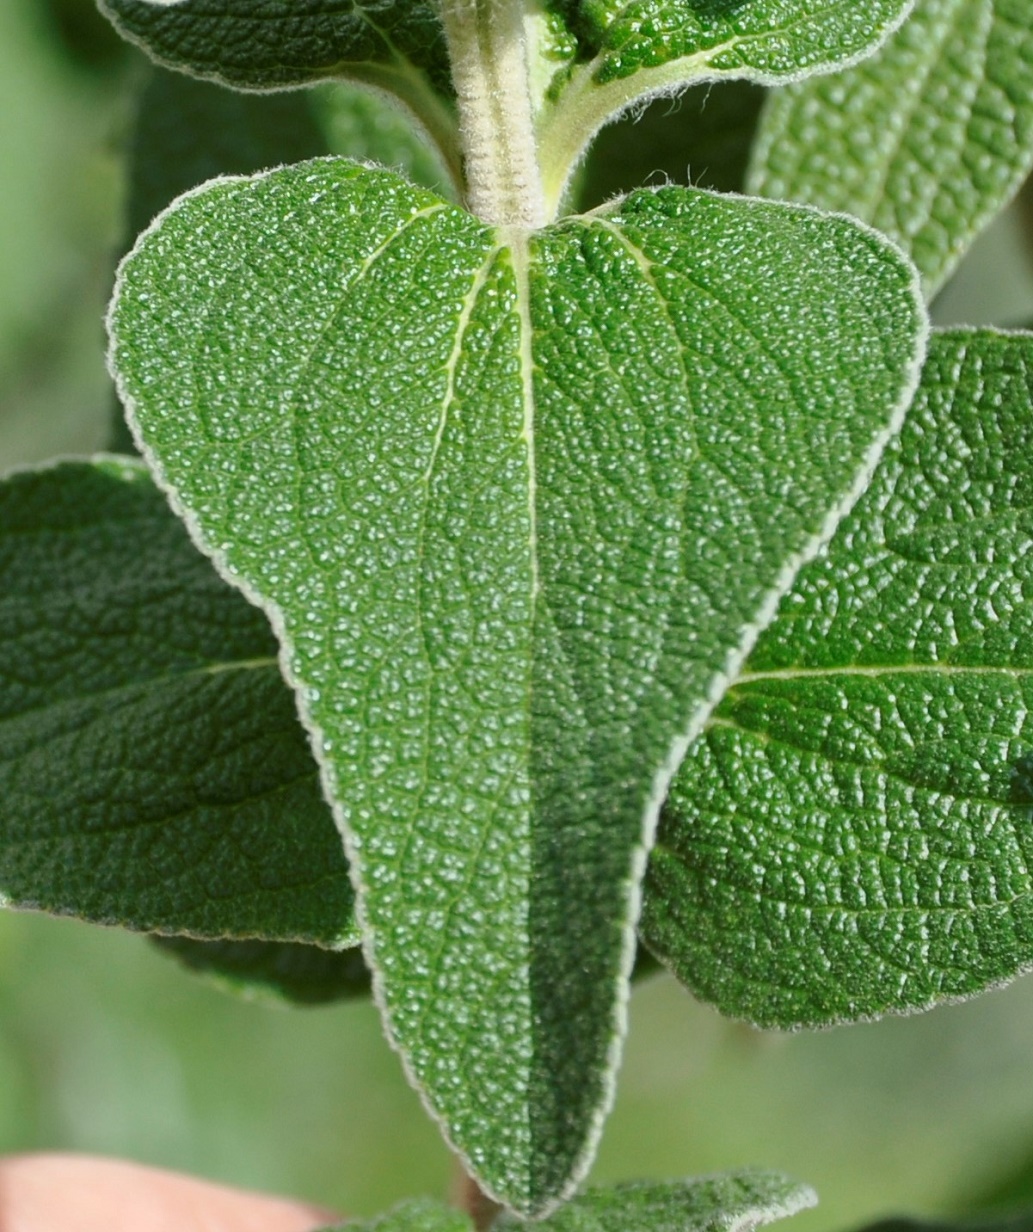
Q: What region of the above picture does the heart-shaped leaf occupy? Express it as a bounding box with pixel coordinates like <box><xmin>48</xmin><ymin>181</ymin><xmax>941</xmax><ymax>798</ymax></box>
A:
<box><xmin>749</xmin><ymin>0</ymin><xmax>1033</xmax><ymax>295</ymax></box>
<box><xmin>108</xmin><ymin>158</ymin><xmax>925</xmax><ymax>1213</ymax></box>
<box><xmin>642</xmin><ymin>328</ymin><xmax>1033</xmax><ymax>1028</ymax></box>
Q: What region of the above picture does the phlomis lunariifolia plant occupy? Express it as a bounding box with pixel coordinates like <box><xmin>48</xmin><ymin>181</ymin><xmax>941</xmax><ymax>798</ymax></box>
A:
<box><xmin>5</xmin><ymin>1</ymin><xmax>1033</xmax><ymax>1229</ymax></box>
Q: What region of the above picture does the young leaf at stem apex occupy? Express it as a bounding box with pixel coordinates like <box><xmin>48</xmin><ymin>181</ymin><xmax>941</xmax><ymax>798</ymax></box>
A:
<box><xmin>96</xmin><ymin>0</ymin><xmax>917</xmax><ymax>224</ymax></box>
<box><xmin>108</xmin><ymin>156</ymin><xmax>926</xmax><ymax>1213</ymax></box>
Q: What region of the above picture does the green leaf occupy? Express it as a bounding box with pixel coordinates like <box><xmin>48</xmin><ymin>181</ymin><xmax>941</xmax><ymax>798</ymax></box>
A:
<box><xmin>0</xmin><ymin>458</ymin><xmax>354</xmax><ymax>946</ymax></box>
<box><xmin>316</xmin><ymin>1200</ymin><xmax>473</xmax><ymax>1232</ymax></box>
<box><xmin>316</xmin><ymin>1173</ymin><xmax>816</xmax><ymax>1232</ymax></box>
<box><xmin>108</xmin><ymin>158</ymin><xmax>925</xmax><ymax>1212</ymax></box>
<box><xmin>538</xmin><ymin>0</ymin><xmax>914</xmax><ymax>206</ymax></box>
<box><xmin>748</xmin><ymin>0</ymin><xmax>1033</xmax><ymax>297</ymax></box>
<box><xmin>495</xmin><ymin>1172</ymin><xmax>817</xmax><ymax>1232</ymax></box>
<box><xmin>151</xmin><ymin>934</ymin><xmax>370</xmax><ymax>1004</ymax></box>
<box><xmin>98</xmin><ymin>0</ymin><xmax>450</xmax><ymax>93</ymax></box>
<box><xmin>642</xmin><ymin>328</ymin><xmax>1033</xmax><ymax>1029</ymax></box>
<box><xmin>113</xmin><ymin>66</ymin><xmax>448</xmax><ymax>454</ymax></box>
<box><xmin>97</xmin><ymin>0</ymin><xmax>459</xmax><ymax>180</ymax></box>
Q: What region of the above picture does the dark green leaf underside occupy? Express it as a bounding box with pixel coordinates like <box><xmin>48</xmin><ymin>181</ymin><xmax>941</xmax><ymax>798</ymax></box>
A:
<box><xmin>109</xmin><ymin>158</ymin><xmax>924</xmax><ymax>1212</ymax></box>
<box><xmin>0</xmin><ymin>459</ymin><xmax>353</xmax><ymax>945</ymax></box>
<box><xmin>643</xmin><ymin>328</ymin><xmax>1033</xmax><ymax>1028</ymax></box>
<box><xmin>98</xmin><ymin>0</ymin><xmax>451</xmax><ymax>94</ymax></box>
<box><xmin>749</xmin><ymin>0</ymin><xmax>1033</xmax><ymax>295</ymax></box>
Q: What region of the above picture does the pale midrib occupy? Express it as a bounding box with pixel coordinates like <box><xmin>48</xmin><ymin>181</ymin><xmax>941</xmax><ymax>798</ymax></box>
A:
<box><xmin>505</xmin><ymin>229</ymin><xmax>539</xmax><ymax>609</ymax></box>
<box><xmin>0</xmin><ymin>656</ymin><xmax>279</xmax><ymax>735</ymax></box>
<box><xmin>733</xmin><ymin>662</ymin><xmax>1033</xmax><ymax>685</ymax></box>
<box><xmin>502</xmin><ymin>224</ymin><xmax>538</xmax><ymax>1201</ymax></box>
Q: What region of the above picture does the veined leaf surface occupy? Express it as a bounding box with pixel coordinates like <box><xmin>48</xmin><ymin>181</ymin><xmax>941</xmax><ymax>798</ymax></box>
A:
<box><xmin>494</xmin><ymin>1172</ymin><xmax>817</xmax><ymax>1232</ymax></box>
<box><xmin>539</xmin><ymin>0</ymin><xmax>915</xmax><ymax>221</ymax></box>
<box><xmin>108</xmin><ymin>158</ymin><xmax>925</xmax><ymax>1213</ymax></box>
<box><xmin>748</xmin><ymin>0</ymin><xmax>1033</xmax><ymax>295</ymax></box>
<box><xmin>0</xmin><ymin>459</ymin><xmax>354</xmax><ymax>945</ymax></box>
<box><xmin>98</xmin><ymin>0</ymin><xmax>450</xmax><ymax>93</ymax></box>
<box><xmin>643</xmin><ymin>329</ymin><xmax>1033</xmax><ymax>1028</ymax></box>
<box><xmin>97</xmin><ymin>0</ymin><xmax>458</xmax><ymax>177</ymax></box>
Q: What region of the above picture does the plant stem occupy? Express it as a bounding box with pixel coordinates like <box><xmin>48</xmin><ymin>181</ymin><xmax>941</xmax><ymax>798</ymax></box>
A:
<box><xmin>450</xmin><ymin>1158</ymin><xmax>503</xmax><ymax>1231</ymax></box>
<box><xmin>438</xmin><ymin>0</ymin><xmax>546</xmax><ymax>228</ymax></box>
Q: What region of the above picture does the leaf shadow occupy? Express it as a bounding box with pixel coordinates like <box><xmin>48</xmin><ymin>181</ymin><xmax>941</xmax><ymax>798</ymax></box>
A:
<box><xmin>1011</xmin><ymin>752</ymin><xmax>1033</xmax><ymax>807</ymax></box>
<box><xmin>680</xmin><ymin>0</ymin><xmax>753</xmax><ymax>20</ymax></box>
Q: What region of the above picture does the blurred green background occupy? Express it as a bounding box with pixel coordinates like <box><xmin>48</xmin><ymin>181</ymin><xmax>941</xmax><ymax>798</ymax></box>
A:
<box><xmin>6</xmin><ymin>1</ymin><xmax>1033</xmax><ymax>1228</ymax></box>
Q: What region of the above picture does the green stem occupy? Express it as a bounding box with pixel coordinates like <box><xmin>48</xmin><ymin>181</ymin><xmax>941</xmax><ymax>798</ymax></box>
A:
<box><xmin>439</xmin><ymin>0</ymin><xmax>545</xmax><ymax>227</ymax></box>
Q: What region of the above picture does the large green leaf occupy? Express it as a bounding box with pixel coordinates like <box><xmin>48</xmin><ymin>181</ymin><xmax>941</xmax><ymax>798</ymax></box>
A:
<box><xmin>642</xmin><ymin>328</ymin><xmax>1033</xmax><ymax>1029</ymax></box>
<box><xmin>748</xmin><ymin>0</ymin><xmax>1033</xmax><ymax>296</ymax></box>
<box><xmin>317</xmin><ymin>1172</ymin><xmax>815</xmax><ymax>1232</ymax></box>
<box><xmin>108</xmin><ymin>157</ymin><xmax>925</xmax><ymax>1212</ymax></box>
<box><xmin>538</xmin><ymin>0</ymin><xmax>914</xmax><ymax>210</ymax></box>
<box><xmin>0</xmin><ymin>458</ymin><xmax>354</xmax><ymax>946</ymax></box>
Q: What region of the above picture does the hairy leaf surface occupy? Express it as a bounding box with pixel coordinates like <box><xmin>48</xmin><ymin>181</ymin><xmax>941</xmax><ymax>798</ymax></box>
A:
<box><xmin>562</xmin><ymin>0</ymin><xmax>913</xmax><ymax>84</ymax></box>
<box><xmin>108</xmin><ymin>157</ymin><xmax>924</xmax><ymax>1213</ymax></box>
<box><xmin>97</xmin><ymin>0</ymin><xmax>458</xmax><ymax>173</ymax></box>
<box><xmin>539</xmin><ymin>0</ymin><xmax>914</xmax><ymax>217</ymax></box>
<box><xmin>643</xmin><ymin>329</ymin><xmax>1033</xmax><ymax>1028</ymax></box>
<box><xmin>749</xmin><ymin>0</ymin><xmax>1033</xmax><ymax>295</ymax></box>
<box><xmin>0</xmin><ymin>459</ymin><xmax>354</xmax><ymax>945</ymax></box>
<box><xmin>99</xmin><ymin>0</ymin><xmax>450</xmax><ymax>92</ymax></box>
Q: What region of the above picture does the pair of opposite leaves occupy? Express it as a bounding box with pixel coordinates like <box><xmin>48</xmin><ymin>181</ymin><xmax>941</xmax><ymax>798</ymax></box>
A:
<box><xmin>105</xmin><ymin>0</ymin><xmax>927</xmax><ymax>1217</ymax></box>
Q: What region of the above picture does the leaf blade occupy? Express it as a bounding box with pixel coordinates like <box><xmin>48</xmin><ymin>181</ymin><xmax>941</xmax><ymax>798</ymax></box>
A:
<box><xmin>108</xmin><ymin>158</ymin><xmax>926</xmax><ymax>1212</ymax></box>
<box><xmin>151</xmin><ymin>934</ymin><xmax>371</xmax><ymax>1004</ymax></box>
<box><xmin>99</xmin><ymin>0</ymin><xmax>452</xmax><ymax>94</ymax></box>
<box><xmin>748</xmin><ymin>0</ymin><xmax>1033</xmax><ymax>295</ymax></box>
<box><xmin>538</xmin><ymin>0</ymin><xmax>914</xmax><ymax>207</ymax></box>
<box><xmin>0</xmin><ymin>458</ymin><xmax>354</xmax><ymax>945</ymax></box>
<box><xmin>642</xmin><ymin>327</ymin><xmax>1033</xmax><ymax>1028</ymax></box>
